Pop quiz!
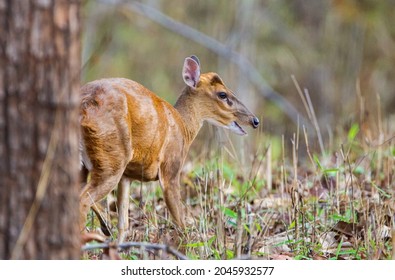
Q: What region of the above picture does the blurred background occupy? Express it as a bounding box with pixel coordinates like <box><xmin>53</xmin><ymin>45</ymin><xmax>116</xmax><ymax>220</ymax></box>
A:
<box><xmin>81</xmin><ymin>0</ymin><xmax>395</xmax><ymax>159</ymax></box>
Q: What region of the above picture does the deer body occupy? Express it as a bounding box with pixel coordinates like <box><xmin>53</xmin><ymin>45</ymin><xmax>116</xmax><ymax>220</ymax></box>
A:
<box><xmin>81</xmin><ymin>78</ymin><xmax>187</xmax><ymax>181</ymax></box>
<box><xmin>80</xmin><ymin>56</ymin><xmax>259</xmax><ymax>241</ymax></box>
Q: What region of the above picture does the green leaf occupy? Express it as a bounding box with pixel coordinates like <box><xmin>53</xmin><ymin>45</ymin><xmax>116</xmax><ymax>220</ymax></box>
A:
<box><xmin>255</xmin><ymin>222</ymin><xmax>262</xmax><ymax>232</ymax></box>
<box><xmin>212</xmin><ymin>250</ymin><xmax>221</xmax><ymax>260</ymax></box>
<box><xmin>244</xmin><ymin>224</ymin><xmax>251</xmax><ymax>234</ymax></box>
<box><xmin>223</xmin><ymin>207</ymin><xmax>238</xmax><ymax>219</ymax></box>
<box><xmin>348</xmin><ymin>123</ymin><xmax>359</xmax><ymax>142</ymax></box>
<box><xmin>128</xmin><ymin>254</ymin><xmax>139</xmax><ymax>260</ymax></box>
<box><xmin>323</xmin><ymin>168</ymin><xmax>339</xmax><ymax>176</ymax></box>
<box><xmin>335</xmin><ymin>239</ymin><xmax>343</xmax><ymax>259</ymax></box>
<box><xmin>337</xmin><ymin>249</ymin><xmax>357</xmax><ymax>255</ymax></box>
<box><xmin>294</xmin><ymin>255</ymin><xmax>312</xmax><ymax>260</ymax></box>
<box><xmin>226</xmin><ymin>249</ymin><xmax>234</xmax><ymax>259</ymax></box>
<box><xmin>207</xmin><ymin>235</ymin><xmax>216</xmax><ymax>247</ymax></box>
<box><xmin>353</xmin><ymin>166</ymin><xmax>365</xmax><ymax>175</ymax></box>
<box><xmin>372</xmin><ymin>183</ymin><xmax>392</xmax><ymax>199</ymax></box>
<box><xmin>274</xmin><ymin>239</ymin><xmax>294</xmax><ymax>247</ymax></box>
<box><xmin>313</xmin><ymin>154</ymin><xmax>323</xmax><ymax>170</ymax></box>
<box><xmin>331</xmin><ymin>213</ymin><xmax>349</xmax><ymax>222</ymax></box>
<box><xmin>186</xmin><ymin>235</ymin><xmax>217</xmax><ymax>248</ymax></box>
<box><xmin>185</xmin><ymin>241</ymin><xmax>206</xmax><ymax>248</ymax></box>
<box><xmin>227</xmin><ymin>219</ymin><xmax>237</xmax><ymax>227</ymax></box>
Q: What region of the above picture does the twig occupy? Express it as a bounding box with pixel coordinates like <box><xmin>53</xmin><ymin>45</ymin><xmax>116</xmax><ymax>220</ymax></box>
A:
<box><xmin>245</xmin><ymin>202</ymin><xmax>253</xmax><ymax>256</ymax></box>
<box><xmin>304</xmin><ymin>89</ymin><xmax>325</xmax><ymax>155</ymax></box>
<box><xmin>292</xmin><ymin>76</ymin><xmax>325</xmax><ymax>155</ymax></box>
<box><xmin>234</xmin><ymin>207</ymin><xmax>243</xmax><ymax>258</ymax></box>
<box><xmin>82</xmin><ymin>241</ymin><xmax>188</xmax><ymax>260</ymax></box>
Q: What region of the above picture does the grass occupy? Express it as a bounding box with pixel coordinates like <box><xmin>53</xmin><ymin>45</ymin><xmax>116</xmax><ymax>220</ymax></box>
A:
<box><xmin>85</xmin><ymin>122</ymin><xmax>394</xmax><ymax>260</ymax></box>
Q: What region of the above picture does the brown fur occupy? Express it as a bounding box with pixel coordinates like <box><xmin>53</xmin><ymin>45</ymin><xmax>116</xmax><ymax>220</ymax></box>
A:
<box><xmin>79</xmin><ymin>61</ymin><xmax>258</xmax><ymax>242</ymax></box>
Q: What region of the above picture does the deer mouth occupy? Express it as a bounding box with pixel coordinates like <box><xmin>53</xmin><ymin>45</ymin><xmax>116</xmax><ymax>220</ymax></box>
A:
<box><xmin>228</xmin><ymin>121</ymin><xmax>247</xmax><ymax>136</ymax></box>
<box><xmin>206</xmin><ymin>119</ymin><xmax>248</xmax><ymax>136</ymax></box>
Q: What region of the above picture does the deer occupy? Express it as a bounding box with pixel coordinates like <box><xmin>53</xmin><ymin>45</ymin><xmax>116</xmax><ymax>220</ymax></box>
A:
<box><xmin>79</xmin><ymin>55</ymin><xmax>259</xmax><ymax>242</ymax></box>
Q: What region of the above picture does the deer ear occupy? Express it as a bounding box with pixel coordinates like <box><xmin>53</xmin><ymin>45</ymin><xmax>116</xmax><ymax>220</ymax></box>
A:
<box><xmin>182</xmin><ymin>56</ymin><xmax>200</xmax><ymax>88</ymax></box>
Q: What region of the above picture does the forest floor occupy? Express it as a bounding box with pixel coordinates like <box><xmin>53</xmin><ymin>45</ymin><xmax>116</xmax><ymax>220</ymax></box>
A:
<box><xmin>83</xmin><ymin>121</ymin><xmax>394</xmax><ymax>260</ymax></box>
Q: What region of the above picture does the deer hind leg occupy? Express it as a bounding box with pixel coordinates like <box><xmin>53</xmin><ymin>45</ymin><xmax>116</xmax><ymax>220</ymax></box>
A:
<box><xmin>88</xmin><ymin>177</ymin><xmax>131</xmax><ymax>242</ymax></box>
<box><xmin>80</xmin><ymin>114</ymin><xmax>133</xmax><ymax>237</ymax></box>
<box><xmin>80</xmin><ymin>171</ymin><xmax>124</xmax><ymax>233</ymax></box>
<box><xmin>91</xmin><ymin>201</ymin><xmax>112</xmax><ymax>236</ymax></box>
<box><xmin>80</xmin><ymin>166</ymin><xmax>114</xmax><ymax>236</ymax></box>
<box><xmin>117</xmin><ymin>177</ymin><xmax>131</xmax><ymax>243</ymax></box>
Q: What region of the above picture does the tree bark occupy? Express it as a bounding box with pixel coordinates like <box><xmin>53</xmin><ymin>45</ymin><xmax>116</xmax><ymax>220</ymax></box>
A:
<box><xmin>0</xmin><ymin>0</ymin><xmax>81</xmax><ymax>259</ymax></box>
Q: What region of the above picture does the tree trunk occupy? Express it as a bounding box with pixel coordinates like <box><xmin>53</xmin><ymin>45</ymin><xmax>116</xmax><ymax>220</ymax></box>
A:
<box><xmin>0</xmin><ymin>0</ymin><xmax>81</xmax><ymax>259</ymax></box>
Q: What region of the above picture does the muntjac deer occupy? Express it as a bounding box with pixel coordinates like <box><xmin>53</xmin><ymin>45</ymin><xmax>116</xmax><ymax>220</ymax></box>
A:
<box><xmin>79</xmin><ymin>55</ymin><xmax>259</xmax><ymax>242</ymax></box>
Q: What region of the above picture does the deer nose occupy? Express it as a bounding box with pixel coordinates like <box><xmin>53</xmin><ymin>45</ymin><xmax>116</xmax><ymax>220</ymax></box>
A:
<box><xmin>252</xmin><ymin>117</ymin><xmax>259</xmax><ymax>128</ymax></box>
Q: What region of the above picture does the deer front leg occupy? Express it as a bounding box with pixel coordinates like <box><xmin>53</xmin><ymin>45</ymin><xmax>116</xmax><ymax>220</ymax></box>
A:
<box><xmin>159</xmin><ymin>165</ymin><xmax>185</xmax><ymax>229</ymax></box>
<box><xmin>163</xmin><ymin>182</ymin><xmax>185</xmax><ymax>229</ymax></box>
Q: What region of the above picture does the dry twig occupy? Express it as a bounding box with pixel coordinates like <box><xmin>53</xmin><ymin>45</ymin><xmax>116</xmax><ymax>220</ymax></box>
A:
<box><xmin>82</xmin><ymin>241</ymin><xmax>188</xmax><ymax>260</ymax></box>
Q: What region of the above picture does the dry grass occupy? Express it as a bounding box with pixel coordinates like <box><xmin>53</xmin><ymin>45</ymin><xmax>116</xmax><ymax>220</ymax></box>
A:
<box><xmin>84</xmin><ymin>122</ymin><xmax>394</xmax><ymax>260</ymax></box>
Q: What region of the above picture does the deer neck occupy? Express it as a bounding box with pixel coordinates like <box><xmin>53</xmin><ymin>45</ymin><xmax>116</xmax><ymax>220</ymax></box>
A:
<box><xmin>174</xmin><ymin>88</ymin><xmax>204</xmax><ymax>145</ymax></box>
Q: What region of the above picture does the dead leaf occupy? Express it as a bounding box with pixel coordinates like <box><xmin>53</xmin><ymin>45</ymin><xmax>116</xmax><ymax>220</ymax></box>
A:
<box><xmin>332</xmin><ymin>221</ymin><xmax>358</xmax><ymax>237</ymax></box>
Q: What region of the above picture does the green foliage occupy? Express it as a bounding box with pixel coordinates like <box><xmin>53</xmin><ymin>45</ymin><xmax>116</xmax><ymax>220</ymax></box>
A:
<box><xmin>348</xmin><ymin>124</ymin><xmax>360</xmax><ymax>142</ymax></box>
<box><xmin>185</xmin><ymin>235</ymin><xmax>216</xmax><ymax>249</ymax></box>
<box><xmin>222</xmin><ymin>207</ymin><xmax>237</xmax><ymax>220</ymax></box>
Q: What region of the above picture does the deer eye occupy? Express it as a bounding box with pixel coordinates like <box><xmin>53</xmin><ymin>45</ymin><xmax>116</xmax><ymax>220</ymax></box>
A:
<box><xmin>218</xmin><ymin>92</ymin><xmax>227</xmax><ymax>100</ymax></box>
